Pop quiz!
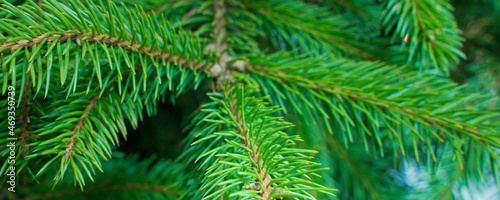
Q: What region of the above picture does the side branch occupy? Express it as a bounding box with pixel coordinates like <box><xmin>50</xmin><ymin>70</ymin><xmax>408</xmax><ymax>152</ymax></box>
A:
<box><xmin>213</xmin><ymin>0</ymin><xmax>227</xmax><ymax>57</ymax></box>
<box><xmin>0</xmin><ymin>31</ymin><xmax>210</xmax><ymax>72</ymax></box>
<box><xmin>328</xmin><ymin>136</ymin><xmax>383</xmax><ymax>200</ymax></box>
<box><xmin>64</xmin><ymin>92</ymin><xmax>100</xmax><ymax>158</ymax></box>
<box><xmin>225</xmin><ymin>85</ymin><xmax>272</xmax><ymax>200</ymax></box>
<box><xmin>247</xmin><ymin>65</ymin><xmax>486</xmax><ymax>142</ymax></box>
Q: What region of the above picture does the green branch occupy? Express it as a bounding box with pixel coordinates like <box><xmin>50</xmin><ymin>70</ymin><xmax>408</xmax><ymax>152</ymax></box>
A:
<box><xmin>0</xmin><ymin>0</ymin><xmax>217</xmax><ymax>90</ymax></box>
<box><xmin>250</xmin><ymin>65</ymin><xmax>483</xmax><ymax>137</ymax></box>
<box><xmin>242</xmin><ymin>52</ymin><xmax>500</xmax><ymax>166</ymax></box>
<box><xmin>189</xmin><ymin>84</ymin><xmax>335</xmax><ymax>199</ymax></box>
<box><xmin>19</xmin><ymin>155</ymin><xmax>185</xmax><ymax>199</ymax></box>
<box><xmin>0</xmin><ymin>0</ymin><xmax>216</xmax><ymax>188</ymax></box>
<box><xmin>247</xmin><ymin>0</ymin><xmax>374</xmax><ymax>59</ymax></box>
<box><xmin>328</xmin><ymin>136</ymin><xmax>384</xmax><ymax>200</ymax></box>
<box><xmin>0</xmin><ymin>30</ymin><xmax>209</xmax><ymax>73</ymax></box>
<box><xmin>382</xmin><ymin>0</ymin><xmax>466</xmax><ymax>73</ymax></box>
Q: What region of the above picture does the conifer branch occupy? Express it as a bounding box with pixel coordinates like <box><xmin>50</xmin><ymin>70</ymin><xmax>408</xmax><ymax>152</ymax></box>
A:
<box><xmin>242</xmin><ymin>53</ymin><xmax>500</xmax><ymax>163</ymax></box>
<box><xmin>192</xmin><ymin>84</ymin><xmax>335</xmax><ymax>199</ymax></box>
<box><xmin>64</xmin><ymin>91</ymin><xmax>100</xmax><ymax>159</ymax></box>
<box><xmin>0</xmin><ymin>31</ymin><xmax>209</xmax><ymax>72</ymax></box>
<box><xmin>1</xmin><ymin>0</ymin><xmax>214</xmax><ymax>180</ymax></box>
<box><xmin>248</xmin><ymin>64</ymin><xmax>482</xmax><ymax>137</ymax></box>
<box><xmin>0</xmin><ymin>0</ymin><xmax>217</xmax><ymax>95</ymax></box>
<box><xmin>209</xmin><ymin>0</ymin><xmax>237</xmax><ymax>85</ymax></box>
<box><xmin>210</xmin><ymin>2</ymin><xmax>232</xmax><ymax>199</ymax></box>
<box><xmin>0</xmin><ymin>0</ymin><xmax>497</xmax><ymax>199</ymax></box>
<box><xmin>27</xmin><ymin>54</ymin><xmax>164</xmax><ymax>187</ymax></box>
<box><xmin>0</xmin><ymin>7</ymin><xmax>213</xmax><ymax>186</ymax></box>
<box><xmin>226</xmin><ymin>84</ymin><xmax>272</xmax><ymax>200</ymax></box>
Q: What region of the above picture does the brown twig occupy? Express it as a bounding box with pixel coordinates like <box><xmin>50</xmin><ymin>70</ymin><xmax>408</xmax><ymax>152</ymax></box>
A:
<box><xmin>181</xmin><ymin>7</ymin><xmax>199</xmax><ymax>21</ymax></box>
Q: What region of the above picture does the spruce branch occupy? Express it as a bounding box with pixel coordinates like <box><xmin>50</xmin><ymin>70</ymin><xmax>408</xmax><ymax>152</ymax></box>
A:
<box><xmin>29</xmin><ymin>90</ymin><xmax>120</xmax><ymax>188</ymax></box>
<box><xmin>190</xmin><ymin>83</ymin><xmax>336</xmax><ymax>199</ymax></box>
<box><xmin>0</xmin><ymin>0</ymin><xmax>497</xmax><ymax>199</ymax></box>
<box><xmin>0</xmin><ymin>0</ymin><xmax>217</xmax><ymax>91</ymax></box>
<box><xmin>208</xmin><ymin>0</ymin><xmax>239</xmax><ymax>87</ymax></box>
<box><xmin>25</xmin><ymin>55</ymin><xmax>207</xmax><ymax>188</ymax></box>
<box><xmin>213</xmin><ymin>0</ymin><xmax>227</xmax><ymax>57</ymax></box>
<box><xmin>224</xmin><ymin>84</ymin><xmax>272</xmax><ymax>199</ymax></box>
<box><xmin>205</xmin><ymin>0</ymin><xmax>248</xmax><ymax>93</ymax></box>
<box><xmin>382</xmin><ymin>0</ymin><xmax>466</xmax><ymax>74</ymax></box>
<box><xmin>240</xmin><ymin>52</ymin><xmax>500</xmax><ymax>174</ymax></box>
<box><xmin>209</xmin><ymin>1</ymin><xmax>231</xmax><ymax>199</ymax></box>
<box><xmin>17</xmin><ymin>155</ymin><xmax>185</xmax><ymax>199</ymax></box>
<box><xmin>0</xmin><ymin>0</ymin><xmax>215</xmax><ymax>188</ymax></box>
<box><xmin>248</xmin><ymin>64</ymin><xmax>484</xmax><ymax>137</ymax></box>
<box><xmin>64</xmin><ymin>89</ymin><xmax>101</xmax><ymax>159</ymax></box>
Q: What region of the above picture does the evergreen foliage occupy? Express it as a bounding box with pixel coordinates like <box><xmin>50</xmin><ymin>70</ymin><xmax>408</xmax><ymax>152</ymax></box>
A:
<box><xmin>0</xmin><ymin>0</ymin><xmax>498</xmax><ymax>199</ymax></box>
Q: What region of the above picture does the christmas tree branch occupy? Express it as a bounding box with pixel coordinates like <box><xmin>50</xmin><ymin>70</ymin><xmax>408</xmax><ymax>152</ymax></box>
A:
<box><xmin>248</xmin><ymin>64</ymin><xmax>483</xmax><ymax>136</ymax></box>
<box><xmin>213</xmin><ymin>0</ymin><xmax>227</xmax><ymax>57</ymax></box>
<box><xmin>0</xmin><ymin>0</ymin><xmax>218</xmax><ymax>93</ymax></box>
<box><xmin>192</xmin><ymin>84</ymin><xmax>335</xmax><ymax>199</ymax></box>
<box><xmin>240</xmin><ymin>53</ymin><xmax>500</xmax><ymax>165</ymax></box>
<box><xmin>382</xmin><ymin>0</ymin><xmax>466</xmax><ymax>73</ymax></box>
<box><xmin>64</xmin><ymin>90</ymin><xmax>101</xmax><ymax>159</ymax></box>
<box><xmin>246</xmin><ymin>0</ymin><xmax>375</xmax><ymax>59</ymax></box>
